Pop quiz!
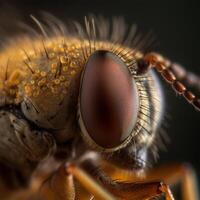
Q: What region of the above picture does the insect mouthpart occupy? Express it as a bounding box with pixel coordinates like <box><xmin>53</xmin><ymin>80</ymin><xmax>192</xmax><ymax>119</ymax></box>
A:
<box><xmin>79</xmin><ymin>50</ymin><xmax>139</xmax><ymax>151</ymax></box>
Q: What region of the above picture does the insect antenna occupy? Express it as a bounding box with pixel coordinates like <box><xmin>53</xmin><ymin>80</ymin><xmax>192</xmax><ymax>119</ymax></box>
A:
<box><xmin>137</xmin><ymin>53</ymin><xmax>200</xmax><ymax>111</ymax></box>
<box><xmin>170</xmin><ymin>62</ymin><xmax>200</xmax><ymax>91</ymax></box>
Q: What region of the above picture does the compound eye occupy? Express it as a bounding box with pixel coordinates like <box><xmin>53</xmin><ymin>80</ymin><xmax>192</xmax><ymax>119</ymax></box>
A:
<box><xmin>80</xmin><ymin>50</ymin><xmax>139</xmax><ymax>149</ymax></box>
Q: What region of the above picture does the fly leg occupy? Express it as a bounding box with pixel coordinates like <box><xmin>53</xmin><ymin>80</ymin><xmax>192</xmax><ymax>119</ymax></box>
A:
<box><xmin>142</xmin><ymin>163</ymin><xmax>199</xmax><ymax>200</ymax></box>
<box><xmin>104</xmin><ymin>162</ymin><xmax>199</xmax><ymax>200</ymax></box>
<box><xmin>40</xmin><ymin>165</ymin><xmax>76</xmax><ymax>200</ymax></box>
<box><xmin>79</xmin><ymin>155</ymin><xmax>174</xmax><ymax>200</ymax></box>
<box><xmin>39</xmin><ymin>152</ymin><xmax>115</xmax><ymax>200</ymax></box>
<box><xmin>39</xmin><ymin>152</ymin><xmax>174</xmax><ymax>200</ymax></box>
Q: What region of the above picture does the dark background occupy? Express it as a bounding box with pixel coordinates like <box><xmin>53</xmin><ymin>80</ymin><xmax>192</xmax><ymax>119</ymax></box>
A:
<box><xmin>0</xmin><ymin>0</ymin><xmax>199</xmax><ymax>199</ymax></box>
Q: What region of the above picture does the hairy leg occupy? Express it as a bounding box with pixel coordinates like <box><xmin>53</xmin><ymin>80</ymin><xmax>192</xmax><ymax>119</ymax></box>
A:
<box><xmin>104</xmin><ymin>162</ymin><xmax>199</xmax><ymax>200</ymax></box>
<box><xmin>144</xmin><ymin>163</ymin><xmax>199</xmax><ymax>200</ymax></box>
<box><xmin>39</xmin><ymin>152</ymin><xmax>174</xmax><ymax>200</ymax></box>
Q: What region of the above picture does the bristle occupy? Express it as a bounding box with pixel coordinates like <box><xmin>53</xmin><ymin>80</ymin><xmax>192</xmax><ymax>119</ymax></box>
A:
<box><xmin>30</xmin><ymin>15</ymin><xmax>48</xmax><ymax>38</ymax></box>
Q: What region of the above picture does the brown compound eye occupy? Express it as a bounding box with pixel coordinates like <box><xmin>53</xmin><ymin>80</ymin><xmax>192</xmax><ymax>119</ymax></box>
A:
<box><xmin>79</xmin><ymin>50</ymin><xmax>139</xmax><ymax>149</ymax></box>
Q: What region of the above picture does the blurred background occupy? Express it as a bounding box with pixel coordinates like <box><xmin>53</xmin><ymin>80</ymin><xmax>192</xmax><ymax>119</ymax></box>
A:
<box><xmin>0</xmin><ymin>0</ymin><xmax>199</xmax><ymax>199</ymax></box>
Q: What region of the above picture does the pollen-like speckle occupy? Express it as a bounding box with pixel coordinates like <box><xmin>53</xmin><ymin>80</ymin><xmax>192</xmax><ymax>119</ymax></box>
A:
<box><xmin>48</xmin><ymin>52</ymin><xmax>55</xmax><ymax>59</ymax></box>
<box><xmin>30</xmin><ymin>80</ymin><xmax>35</xmax><ymax>85</ymax></box>
<box><xmin>59</xmin><ymin>75</ymin><xmax>65</xmax><ymax>81</ymax></box>
<box><xmin>54</xmin><ymin>79</ymin><xmax>60</xmax><ymax>85</ymax></box>
<box><xmin>51</xmin><ymin>63</ymin><xmax>58</xmax><ymax>70</ymax></box>
<box><xmin>35</xmin><ymin>69</ymin><xmax>41</xmax><ymax>74</ymax></box>
<box><xmin>33</xmin><ymin>89</ymin><xmax>40</xmax><ymax>97</ymax></box>
<box><xmin>63</xmin><ymin>66</ymin><xmax>68</xmax><ymax>72</ymax></box>
<box><xmin>24</xmin><ymin>85</ymin><xmax>32</xmax><ymax>96</ymax></box>
<box><xmin>51</xmin><ymin>69</ymin><xmax>57</xmax><ymax>74</ymax></box>
<box><xmin>60</xmin><ymin>56</ymin><xmax>68</xmax><ymax>64</ymax></box>
<box><xmin>70</xmin><ymin>70</ymin><xmax>76</xmax><ymax>76</ymax></box>
<box><xmin>70</xmin><ymin>61</ymin><xmax>77</xmax><ymax>68</ymax></box>
<box><xmin>40</xmin><ymin>71</ymin><xmax>47</xmax><ymax>77</ymax></box>
<box><xmin>51</xmin><ymin>87</ymin><xmax>59</xmax><ymax>94</ymax></box>
<box><xmin>38</xmin><ymin>78</ymin><xmax>46</xmax><ymax>86</ymax></box>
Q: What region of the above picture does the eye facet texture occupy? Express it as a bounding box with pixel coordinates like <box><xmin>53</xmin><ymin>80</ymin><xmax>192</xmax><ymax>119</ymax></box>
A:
<box><xmin>80</xmin><ymin>50</ymin><xmax>139</xmax><ymax>148</ymax></box>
